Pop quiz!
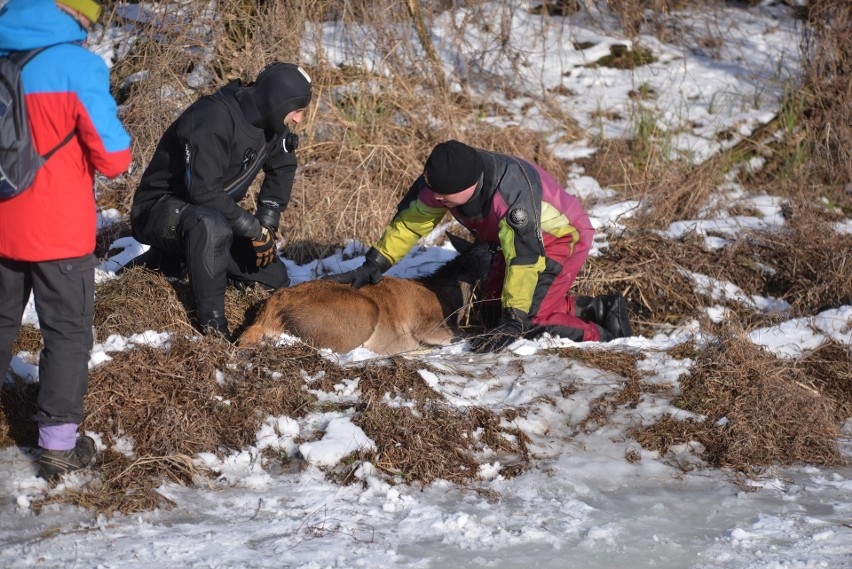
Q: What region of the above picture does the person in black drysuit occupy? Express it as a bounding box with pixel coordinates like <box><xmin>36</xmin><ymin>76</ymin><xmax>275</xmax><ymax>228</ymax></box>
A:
<box><xmin>130</xmin><ymin>62</ymin><xmax>312</xmax><ymax>339</ymax></box>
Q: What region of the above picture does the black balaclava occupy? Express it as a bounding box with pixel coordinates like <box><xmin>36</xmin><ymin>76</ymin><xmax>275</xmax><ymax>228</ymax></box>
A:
<box><xmin>236</xmin><ymin>63</ymin><xmax>312</xmax><ymax>133</ymax></box>
<box><xmin>423</xmin><ymin>140</ymin><xmax>485</xmax><ymax>194</ymax></box>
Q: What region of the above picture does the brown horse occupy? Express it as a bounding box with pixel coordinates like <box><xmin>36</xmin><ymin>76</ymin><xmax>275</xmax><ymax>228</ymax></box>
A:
<box><xmin>238</xmin><ymin>234</ymin><xmax>494</xmax><ymax>354</ymax></box>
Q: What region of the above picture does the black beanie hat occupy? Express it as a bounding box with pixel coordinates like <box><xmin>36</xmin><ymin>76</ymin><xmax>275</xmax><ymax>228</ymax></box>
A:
<box><xmin>423</xmin><ymin>140</ymin><xmax>484</xmax><ymax>194</ymax></box>
<box><xmin>236</xmin><ymin>63</ymin><xmax>312</xmax><ymax>133</ymax></box>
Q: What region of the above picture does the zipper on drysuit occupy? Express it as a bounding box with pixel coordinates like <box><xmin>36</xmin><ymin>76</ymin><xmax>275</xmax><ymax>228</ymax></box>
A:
<box><xmin>224</xmin><ymin>144</ymin><xmax>269</xmax><ymax>200</ymax></box>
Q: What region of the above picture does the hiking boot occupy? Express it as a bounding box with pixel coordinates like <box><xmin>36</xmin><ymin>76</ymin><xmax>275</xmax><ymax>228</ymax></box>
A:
<box><xmin>575</xmin><ymin>293</ymin><xmax>633</xmax><ymax>339</ymax></box>
<box><xmin>39</xmin><ymin>435</ymin><xmax>97</xmax><ymax>480</ymax></box>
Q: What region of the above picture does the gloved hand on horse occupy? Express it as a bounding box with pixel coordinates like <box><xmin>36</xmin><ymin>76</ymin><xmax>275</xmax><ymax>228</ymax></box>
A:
<box><xmin>324</xmin><ymin>247</ymin><xmax>392</xmax><ymax>289</ymax></box>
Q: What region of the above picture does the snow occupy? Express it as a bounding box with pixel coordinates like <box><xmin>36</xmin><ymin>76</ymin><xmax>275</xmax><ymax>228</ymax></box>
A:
<box><xmin>2</xmin><ymin>1</ymin><xmax>851</xmax><ymax>568</ymax></box>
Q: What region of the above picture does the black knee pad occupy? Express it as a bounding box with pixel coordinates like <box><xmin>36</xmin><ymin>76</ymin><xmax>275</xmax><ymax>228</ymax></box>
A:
<box><xmin>184</xmin><ymin>211</ymin><xmax>233</xmax><ymax>281</ymax></box>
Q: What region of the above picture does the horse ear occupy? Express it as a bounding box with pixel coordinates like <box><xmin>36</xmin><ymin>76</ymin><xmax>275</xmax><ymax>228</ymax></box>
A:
<box><xmin>446</xmin><ymin>232</ymin><xmax>472</xmax><ymax>253</ymax></box>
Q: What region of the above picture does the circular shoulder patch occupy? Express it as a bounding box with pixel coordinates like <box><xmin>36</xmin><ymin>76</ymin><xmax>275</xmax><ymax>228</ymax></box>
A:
<box><xmin>508</xmin><ymin>207</ymin><xmax>529</xmax><ymax>228</ymax></box>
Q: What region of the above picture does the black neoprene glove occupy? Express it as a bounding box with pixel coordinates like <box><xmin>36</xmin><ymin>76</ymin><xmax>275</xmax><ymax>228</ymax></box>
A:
<box><xmin>255</xmin><ymin>205</ymin><xmax>281</xmax><ymax>234</ymax></box>
<box><xmin>252</xmin><ymin>225</ymin><xmax>276</xmax><ymax>268</ymax></box>
<box><xmin>470</xmin><ymin>307</ymin><xmax>531</xmax><ymax>353</ymax></box>
<box><xmin>324</xmin><ymin>247</ymin><xmax>392</xmax><ymax>289</ymax></box>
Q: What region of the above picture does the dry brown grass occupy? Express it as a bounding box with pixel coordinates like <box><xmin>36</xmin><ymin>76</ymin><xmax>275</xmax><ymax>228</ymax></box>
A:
<box><xmin>30</xmin><ymin>338</ymin><xmax>336</xmax><ymax>514</ymax></box>
<box><xmin>547</xmin><ymin>348</ymin><xmax>672</xmax><ymax>433</ymax></box>
<box><xmin>801</xmin><ymin>0</ymin><xmax>852</xmax><ymax>203</ymax></box>
<box><xmin>100</xmin><ymin>0</ymin><xmax>584</xmax><ymax>260</ymax></box>
<box><xmin>2</xmin><ymin>0</ymin><xmax>850</xmax><ymax>514</ymax></box>
<box><xmin>578</xmin><ymin>230</ymin><xmax>762</xmax><ymax>333</ymax></box>
<box><xmin>757</xmin><ymin>202</ymin><xmax>852</xmax><ymax>314</ymax></box>
<box><xmin>578</xmin><ymin>198</ymin><xmax>851</xmax><ymax>336</ymax></box>
<box><xmin>94</xmin><ymin>266</ymin><xmax>194</xmax><ymax>339</ymax></box>
<box><xmin>796</xmin><ymin>341</ymin><xmax>852</xmax><ymax>423</ymax></box>
<box><xmin>11</xmin><ymin>337</ymin><xmax>527</xmax><ymax>513</ymax></box>
<box><xmin>94</xmin><ymin>266</ymin><xmax>274</xmax><ymax>340</ymax></box>
<box><xmin>633</xmin><ymin>325</ymin><xmax>844</xmax><ymax>471</ymax></box>
<box><xmin>10</xmin><ymin>325</ymin><xmax>41</xmax><ymax>358</ymax></box>
<box><xmin>316</xmin><ymin>358</ymin><xmax>531</xmax><ymax>485</ymax></box>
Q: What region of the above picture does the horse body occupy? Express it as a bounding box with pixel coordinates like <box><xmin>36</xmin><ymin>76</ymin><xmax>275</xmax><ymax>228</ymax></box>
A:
<box><xmin>238</xmin><ymin>235</ymin><xmax>493</xmax><ymax>354</ymax></box>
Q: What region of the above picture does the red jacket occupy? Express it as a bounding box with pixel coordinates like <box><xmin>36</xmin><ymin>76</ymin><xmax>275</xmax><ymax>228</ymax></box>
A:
<box><xmin>0</xmin><ymin>0</ymin><xmax>131</xmax><ymax>261</ymax></box>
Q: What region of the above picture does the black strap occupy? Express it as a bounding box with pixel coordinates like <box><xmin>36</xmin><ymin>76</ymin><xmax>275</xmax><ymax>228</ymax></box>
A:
<box><xmin>42</xmin><ymin>129</ymin><xmax>77</xmax><ymax>161</ymax></box>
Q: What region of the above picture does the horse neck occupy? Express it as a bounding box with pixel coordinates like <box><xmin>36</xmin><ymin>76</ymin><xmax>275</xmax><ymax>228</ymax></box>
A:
<box><xmin>417</xmin><ymin>264</ymin><xmax>469</xmax><ymax>311</ymax></box>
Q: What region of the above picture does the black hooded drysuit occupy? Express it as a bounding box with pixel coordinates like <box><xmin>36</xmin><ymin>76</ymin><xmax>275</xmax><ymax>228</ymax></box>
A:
<box><xmin>130</xmin><ymin>62</ymin><xmax>312</xmax><ymax>335</ymax></box>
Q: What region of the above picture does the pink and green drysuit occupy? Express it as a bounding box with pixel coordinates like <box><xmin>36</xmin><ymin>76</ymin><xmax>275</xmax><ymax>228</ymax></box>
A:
<box><xmin>374</xmin><ymin>148</ymin><xmax>600</xmax><ymax>341</ymax></box>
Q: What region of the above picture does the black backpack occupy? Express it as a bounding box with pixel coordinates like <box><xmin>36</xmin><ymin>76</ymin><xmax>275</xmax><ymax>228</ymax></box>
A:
<box><xmin>0</xmin><ymin>47</ymin><xmax>74</xmax><ymax>201</ymax></box>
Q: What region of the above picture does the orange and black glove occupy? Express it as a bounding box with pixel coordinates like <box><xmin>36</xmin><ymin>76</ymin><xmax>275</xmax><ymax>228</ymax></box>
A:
<box><xmin>252</xmin><ymin>225</ymin><xmax>277</xmax><ymax>268</ymax></box>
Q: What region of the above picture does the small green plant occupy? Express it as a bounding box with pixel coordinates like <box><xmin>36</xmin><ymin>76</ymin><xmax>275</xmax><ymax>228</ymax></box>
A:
<box><xmin>628</xmin><ymin>82</ymin><xmax>656</xmax><ymax>100</ymax></box>
<box><xmin>630</xmin><ymin>105</ymin><xmax>665</xmax><ymax>167</ymax></box>
<box><xmin>708</xmin><ymin>92</ymin><xmax>718</xmax><ymax>115</ymax></box>
<box><xmin>595</xmin><ymin>44</ymin><xmax>658</xmax><ymax>70</ymax></box>
<box><xmin>779</xmin><ymin>84</ymin><xmax>806</xmax><ymax>136</ymax></box>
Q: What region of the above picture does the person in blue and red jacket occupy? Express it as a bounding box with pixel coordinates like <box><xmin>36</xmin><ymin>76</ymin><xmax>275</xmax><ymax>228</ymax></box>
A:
<box><xmin>326</xmin><ymin>140</ymin><xmax>633</xmax><ymax>352</ymax></box>
<box><xmin>0</xmin><ymin>0</ymin><xmax>131</xmax><ymax>479</ymax></box>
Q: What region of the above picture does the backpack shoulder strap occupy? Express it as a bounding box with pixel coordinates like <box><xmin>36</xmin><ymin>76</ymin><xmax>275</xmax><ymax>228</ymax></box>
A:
<box><xmin>6</xmin><ymin>43</ymin><xmax>70</xmax><ymax>67</ymax></box>
<box><xmin>4</xmin><ymin>44</ymin><xmax>76</xmax><ymax>161</ymax></box>
<box><xmin>6</xmin><ymin>47</ymin><xmax>49</xmax><ymax>67</ymax></box>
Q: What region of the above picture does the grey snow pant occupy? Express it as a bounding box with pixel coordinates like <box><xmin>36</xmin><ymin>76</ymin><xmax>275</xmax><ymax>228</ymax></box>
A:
<box><xmin>0</xmin><ymin>254</ymin><xmax>95</xmax><ymax>426</ymax></box>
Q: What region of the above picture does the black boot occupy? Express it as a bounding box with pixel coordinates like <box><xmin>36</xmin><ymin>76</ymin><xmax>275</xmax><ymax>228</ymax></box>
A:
<box><xmin>595</xmin><ymin>323</ymin><xmax>615</xmax><ymax>342</ymax></box>
<box><xmin>543</xmin><ymin>324</ymin><xmax>586</xmax><ymax>342</ymax></box>
<box><xmin>575</xmin><ymin>294</ymin><xmax>633</xmax><ymax>339</ymax></box>
<box><xmin>197</xmin><ymin>309</ymin><xmax>232</xmax><ymax>341</ymax></box>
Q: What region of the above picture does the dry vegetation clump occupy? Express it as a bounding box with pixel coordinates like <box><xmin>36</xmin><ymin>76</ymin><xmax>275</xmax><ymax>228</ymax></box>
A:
<box><xmin>94</xmin><ymin>266</ymin><xmax>273</xmax><ymax>340</ymax></box>
<box><xmin>94</xmin><ymin>218</ymin><xmax>131</xmax><ymax>259</ymax></box>
<box><xmin>10</xmin><ymin>325</ymin><xmax>42</xmax><ymax>358</ymax></box>
<box><xmin>578</xmin><ymin>200</ymin><xmax>851</xmax><ymax>334</ymax></box>
<box><xmin>225</xmin><ymin>282</ymin><xmax>274</xmax><ymax>338</ymax></box>
<box><xmin>83</xmin><ymin>337</ymin><xmax>325</xmax><ymax>458</ymax></box>
<box><xmin>549</xmin><ymin>347</ymin><xmax>644</xmax><ymax>379</ymax></box>
<box><xmin>547</xmin><ymin>348</ymin><xmax>671</xmax><ymax>433</ymax></box>
<box><xmin>579</xmin><ymin>230</ymin><xmax>773</xmax><ymax>332</ymax></box>
<box><xmin>94</xmin><ymin>266</ymin><xmax>194</xmax><ymax>339</ymax></box>
<box><xmin>347</xmin><ymin>359</ymin><xmax>530</xmax><ymax>484</ymax></box>
<box><xmin>578</xmin><ymin>231</ymin><xmax>711</xmax><ymax>330</ymax></box>
<box><xmin>354</xmin><ymin>398</ymin><xmax>530</xmax><ymax>485</ymax></box>
<box><xmin>796</xmin><ymin>342</ymin><xmax>852</xmax><ymax>423</ymax></box>
<box><xmin>753</xmin><ymin>203</ymin><xmax>852</xmax><ymax>314</ymax></box>
<box><xmin>632</xmin><ymin>326</ymin><xmax>844</xmax><ymax>472</ymax></box>
<box><xmin>355</xmin><ymin>401</ymin><xmax>479</xmax><ymax>484</ymax></box>
<box><xmin>30</xmin><ymin>338</ymin><xmax>332</xmax><ymax>514</ymax></box>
